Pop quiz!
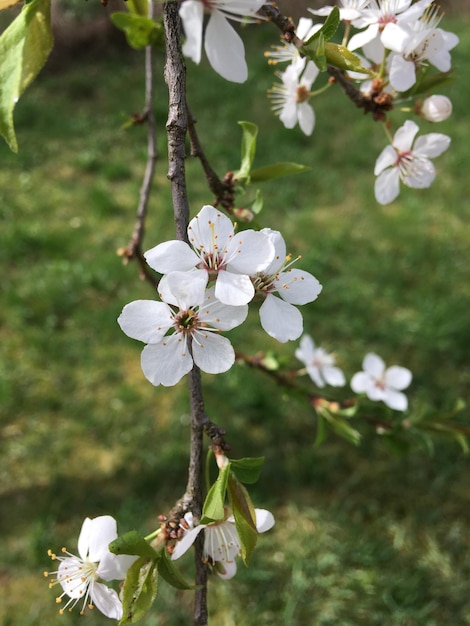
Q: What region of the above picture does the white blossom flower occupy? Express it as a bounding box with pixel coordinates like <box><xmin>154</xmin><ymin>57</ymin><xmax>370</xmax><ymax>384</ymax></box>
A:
<box><xmin>351</xmin><ymin>352</ymin><xmax>412</xmax><ymax>410</ymax></box>
<box><xmin>421</xmin><ymin>94</ymin><xmax>452</xmax><ymax>122</ymax></box>
<box><xmin>374</xmin><ymin>120</ymin><xmax>450</xmax><ymax>204</ymax></box>
<box><xmin>144</xmin><ymin>205</ymin><xmax>274</xmax><ymax>306</ymax></box>
<box><xmin>295</xmin><ymin>335</ymin><xmax>346</xmax><ymax>388</ymax></box>
<box><xmin>384</xmin><ymin>5</ymin><xmax>459</xmax><ymax>92</ymax></box>
<box><xmin>251</xmin><ymin>229</ymin><xmax>322</xmax><ymax>343</ymax></box>
<box><xmin>45</xmin><ymin>516</ymin><xmax>136</xmax><ymax>619</ymax></box>
<box><xmin>118</xmin><ymin>271</ymin><xmax>248</xmax><ymax>387</ymax></box>
<box><xmin>268</xmin><ymin>61</ymin><xmax>320</xmax><ymax>136</ymax></box>
<box><xmin>179</xmin><ymin>0</ymin><xmax>265</xmax><ymax>82</ymax></box>
<box><xmin>348</xmin><ymin>0</ymin><xmax>434</xmax><ymax>58</ymax></box>
<box><xmin>265</xmin><ymin>17</ymin><xmax>321</xmax><ymax>67</ymax></box>
<box><xmin>172</xmin><ymin>509</ymin><xmax>275</xmax><ymax>579</ymax></box>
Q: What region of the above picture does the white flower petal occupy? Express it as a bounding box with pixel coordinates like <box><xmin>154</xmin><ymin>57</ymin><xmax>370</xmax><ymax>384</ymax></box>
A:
<box><xmin>255</xmin><ymin>509</ymin><xmax>275</xmax><ymax>533</ymax></box>
<box><xmin>389</xmin><ymin>54</ymin><xmax>416</xmax><ymax>91</ymax></box>
<box><xmin>393</xmin><ymin>120</ymin><xmax>419</xmax><ymax>152</ymax></box>
<box><xmin>381</xmin><ymin>22</ymin><xmax>410</xmax><ymax>53</ymax></box>
<box><xmin>192</xmin><ymin>332</ymin><xmax>235</xmax><ymax>374</ymax></box>
<box><xmin>413</xmin><ymin>133</ymin><xmax>451</xmax><ymax>159</ymax></box>
<box><xmin>144</xmin><ymin>240</ymin><xmax>199</xmax><ymax>274</ymax></box>
<box><xmin>179</xmin><ymin>0</ymin><xmax>204</xmax><ymax>64</ymax></box>
<box><xmin>403</xmin><ymin>159</ymin><xmax>435</xmax><ymax>189</ymax></box>
<box><xmin>363</xmin><ymin>353</ymin><xmax>385</xmax><ymax>378</ymax></box>
<box><xmin>260</xmin><ymin>229</ymin><xmax>286</xmax><ymax>274</ymax></box>
<box><xmin>172</xmin><ymin>525</ymin><xmax>205</xmax><ymax>560</ymax></box>
<box><xmin>350</xmin><ymin>371</ymin><xmax>369</xmax><ymax>394</ymax></box>
<box><xmin>298</xmin><ymin>102</ymin><xmax>315</xmax><ymax>136</ymax></box>
<box><xmin>118</xmin><ymin>300</ymin><xmax>172</xmax><ymax>343</ymax></box>
<box><xmin>215</xmin><ymin>270</ymin><xmax>255</xmax><ymax>305</ymax></box>
<box><xmin>199</xmin><ymin>287</ymin><xmax>248</xmax><ymax>330</ymax></box>
<box><xmin>188</xmin><ymin>205</ymin><xmax>233</xmax><ymax>253</ymax></box>
<box><xmin>383</xmin><ymin>389</ymin><xmax>408</xmax><ymax>411</ymax></box>
<box><xmin>227</xmin><ymin>229</ymin><xmax>274</xmax><ymax>274</ymax></box>
<box><xmin>375</xmin><ymin>168</ymin><xmax>400</xmax><ymax>205</ymax></box>
<box><xmin>205</xmin><ymin>11</ymin><xmax>248</xmax><ymax>83</ymax></box>
<box><xmin>91</xmin><ymin>582</ymin><xmax>123</xmax><ymax>620</ymax></box>
<box><xmin>141</xmin><ymin>337</ymin><xmax>193</xmax><ymax>387</ymax></box>
<box><xmin>58</xmin><ymin>558</ymin><xmax>87</xmax><ymax>598</ymax></box>
<box><xmin>259</xmin><ymin>294</ymin><xmax>303</xmax><ymax>343</ymax></box>
<box><xmin>322</xmin><ymin>366</ymin><xmax>346</xmax><ymax>387</ymax></box>
<box><xmin>348</xmin><ymin>23</ymin><xmax>379</xmax><ymax>51</ymax></box>
<box><xmin>273</xmin><ymin>269</ymin><xmax>322</xmax><ymax>305</ymax></box>
<box><xmin>374</xmin><ymin>145</ymin><xmax>398</xmax><ymax>176</ymax></box>
<box><xmin>385</xmin><ymin>365</ymin><xmax>412</xmax><ymax>390</ymax></box>
<box><xmin>280</xmin><ymin>99</ymin><xmax>298</xmax><ymax>129</ymax></box>
<box><xmin>77</xmin><ymin>517</ymin><xmax>93</xmax><ymax>561</ymax></box>
<box><xmin>158</xmin><ymin>270</ymin><xmax>208</xmax><ymax>310</ymax></box>
<box><xmin>306</xmin><ymin>366</ymin><xmax>325</xmax><ymax>387</ymax></box>
<box><xmin>86</xmin><ymin>516</ymin><xmax>118</xmax><ymax>563</ymax></box>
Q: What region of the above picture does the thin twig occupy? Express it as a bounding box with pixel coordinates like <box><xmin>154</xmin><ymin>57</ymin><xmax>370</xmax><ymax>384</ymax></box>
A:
<box><xmin>119</xmin><ymin>1</ymin><xmax>158</xmax><ymax>287</ymax></box>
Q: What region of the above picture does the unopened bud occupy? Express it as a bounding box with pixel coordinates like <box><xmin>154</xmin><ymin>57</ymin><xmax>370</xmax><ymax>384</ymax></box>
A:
<box><xmin>421</xmin><ymin>95</ymin><xmax>452</xmax><ymax>122</ymax></box>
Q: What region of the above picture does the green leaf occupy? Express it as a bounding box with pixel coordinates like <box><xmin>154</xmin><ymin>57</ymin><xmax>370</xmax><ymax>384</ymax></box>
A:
<box><xmin>250</xmin><ymin>162</ymin><xmax>310</xmax><ymax>183</ymax></box>
<box><xmin>230</xmin><ymin>457</ymin><xmax>265</xmax><ymax>484</ymax></box>
<box><xmin>120</xmin><ymin>557</ymin><xmax>158</xmax><ymax>625</ymax></box>
<box><xmin>110</xmin><ymin>12</ymin><xmax>163</xmax><ymax>50</ymax></box>
<box><xmin>314</xmin><ymin>413</ymin><xmax>328</xmax><ymax>446</ymax></box>
<box><xmin>228</xmin><ymin>476</ymin><xmax>257</xmax><ymax>564</ymax></box>
<box><xmin>157</xmin><ymin>547</ymin><xmax>194</xmax><ymax>590</ymax></box>
<box><xmin>324</xmin><ymin>42</ymin><xmax>371</xmax><ymax>74</ymax></box>
<box><xmin>0</xmin><ymin>0</ymin><xmax>53</xmax><ymax>152</ymax></box>
<box><xmin>303</xmin><ymin>6</ymin><xmax>340</xmax><ymax>45</ymax></box>
<box><xmin>251</xmin><ymin>188</ymin><xmax>263</xmax><ymax>214</ymax></box>
<box><xmin>314</xmin><ymin>32</ymin><xmax>327</xmax><ymax>72</ymax></box>
<box><xmin>109</xmin><ymin>530</ymin><xmax>161</xmax><ymax>559</ymax></box>
<box><xmin>126</xmin><ymin>0</ymin><xmax>148</xmax><ymax>16</ymax></box>
<box><xmin>408</xmin><ymin>71</ymin><xmax>456</xmax><ymax>97</ymax></box>
<box><xmin>234</xmin><ymin>121</ymin><xmax>258</xmax><ymax>182</ymax></box>
<box><xmin>200</xmin><ymin>463</ymin><xmax>230</xmax><ymax>523</ymax></box>
<box><xmin>318</xmin><ymin>407</ymin><xmax>362</xmax><ymax>445</ymax></box>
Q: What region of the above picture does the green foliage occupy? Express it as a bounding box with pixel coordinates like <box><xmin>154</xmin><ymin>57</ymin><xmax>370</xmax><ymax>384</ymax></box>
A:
<box><xmin>109</xmin><ymin>530</ymin><xmax>161</xmax><ymax>559</ymax></box>
<box><xmin>230</xmin><ymin>456</ymin><xmax>265</xmax><ymax>484</ymax></box>
<box><xmin>228</xmin><ymin>476</ymin><xmax>258</xmax><ymax>565</ymax></box>
<box><xmin>110</xmin><ymin>13</ymin><xmax>164</xmax><ymax>50</ymax></box>
<box><xmin>120</xmin><ymin>557</ymin><xmax>159</xmax><ymax>625</ymax></box>
<box><xmin>157</xmin><ymin>549</ymin><xmax>194</xmax><ymax>590</ymax></box>
<box><xmin>200</xmin><ymin>463</ymin><xmax>230</xmax><ymax>524</ymax></box>
<box><xmin>0</xmin><ymin>0</ymin><xmax>53</xmax><ymax>152</ymax></box>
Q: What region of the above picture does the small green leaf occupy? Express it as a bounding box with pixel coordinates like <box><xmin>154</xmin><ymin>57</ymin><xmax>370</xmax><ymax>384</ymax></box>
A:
<box><xmin>408</xmin><ymin>71</ymin><xmax>456</xmax><ymax>96</ymax></box>
<box><xmin>228</xmin><ymin>476</ymin><xmax>257</xmax><ymax>564</ymax></box>
<box><xmin>303</xmin><ymin>6</ymin><xmax>340</xmax><ymax>45</ymax></box>
<box><xmin>157</xmin><ymin>549</ymin><xmax>194</xmax><ymax>590</ymax></box>
<box><xmin>230</xmin><ymin>457</ymin><xmax>265</xmax><ymax>484</ymax></box>
<box><xmin>0</xmin><ymin>0</ymin><xmax>53</xmax><ymax>152</ymax></box>
<box><xmin>111</xmin><ymin>12</ymin><xmax>163</xmax><ymax>50</ymax></box>
<box><xmin>109</xmin><ymin>530</ymin><xmax>161</xmax><ymax>559</ymax></box>
<box><xmin>234</xmin><ymin>121</ymin><xmax>258</xmax><ymax>182</ymax></box>
<box><xmin>314</xmin><ymin>413</ymin><xmax>328</xmax><ymax>446</ymax></box>
<box><xmin>201</xmin><ymin>463</ymin><xmax>231</xmax><ymax>523</ymax></box>
<box><xmin>250</xmin><ymin>162</ymin><xmax>310</xmax><ymax>183</ymax></box>
<box><xmin>318</xmin><ymin>407</ymin><xmax>362</xmax><ymax>445</ymax></box>
<box><xmin>126</xmin><ymin>0</ymin><xmax>148</xmax><ymax>16</ymax></box>
<box><xmin>120</xmin><ymin>557</ymin><xmax>158</xmax><ymax>625</ymax></box>
<box><xmin>251</xmin><ymin>189</ymin><xmax>263</xmax><ymax>214</ymax></box>
<box><xmin>313</xmin><ymin>32</ymin><xmax>327</xmax><ymax>72</ymax></box>
<box><xmin>324</xmin><ymin>42</ymin><xmax>371</xmax><ymax>74</ymax></box>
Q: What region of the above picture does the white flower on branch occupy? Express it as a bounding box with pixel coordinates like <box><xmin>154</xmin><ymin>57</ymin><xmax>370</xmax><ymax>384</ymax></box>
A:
<box><xmin>45</xmin><ymin>516</ymin><xmax>136</xmax><ymax>619</ymax></box>
<box><xmin>118</xmin><ymin>271</ymin><xmax>248</xmax><ymax>387</ymax></box>
<box><xmin>172</xmin><ymin>509</ymin><xmax>275</xmax><ymax>579</ymax></box>
<box><xmin>295</xmin><ymin>335</ymin><xmax>346</xmax><ymax>388</ymax></box>
<box><xmin>374</xmin><ymin>120</ymin><xmax>450</xmax><ymax>204</ymax></box>
<box><xmin>383</xmin><ymin>4</ymin><xmax>459</xmax><ymax>92</ymax></box>
<box><xmin>309</xmin><ymin>0</ymin><xmax>371</xmax><ymax>23</ymax></box>
<box><xmin>251</xmin><ymin>229</ymin><xmax>322</xmax><ymax>343</ymax></box>
<box><xmin>268</xmin><ymin>61</ymin><xmax>320</xmax><ymax>136</ymax></box>
<box><xmin>351</xmin><ymin>352</ymin><xmax>412</xmax><ymax>411</ymax></box>
<box><xmin>145</xmin><ymin>205</ymin><xmax>274</xmax><ymax>306</ymax></box>
<box><xmin>179</xmin><ymin>0</ymin><xmax>265</xmax><ymax>83</ymax></box>
<box><xmin>265</xmin><ymin>17</ymin><xmax>321</xmax><ymax>67</ymax></box>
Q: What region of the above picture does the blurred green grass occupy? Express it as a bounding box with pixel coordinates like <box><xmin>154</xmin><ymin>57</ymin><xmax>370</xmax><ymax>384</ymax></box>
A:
<box><xmin>0</xmin><ymin>13</ymin><xmax>469</xmax><ymax>626</ymax></box>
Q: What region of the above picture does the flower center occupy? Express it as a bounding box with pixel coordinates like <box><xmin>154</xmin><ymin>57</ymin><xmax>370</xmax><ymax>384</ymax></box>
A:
<box><xmin>45</xmin><ymin>548</ymin><xmax>98</xmax><ymax>615</ymax></box>
<box><xmin>296</xmin><ymin>85</ymin><xmax>310</xmax><ymax>103</ymax></box>
<box><xmin>174</xmin><ymin>309</ymin><xmax>200</xmax><ymax>334</ymax></box>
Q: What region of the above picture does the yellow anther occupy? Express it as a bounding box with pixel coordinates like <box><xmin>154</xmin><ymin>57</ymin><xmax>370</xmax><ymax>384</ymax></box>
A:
<box><xmin>61</xmin><ymin>547</ymin><xmax>67</xmax><ymax>552</ymax></box>
<box><xmin>56</xmin><ymin>597</ymin><xmax>62</xmax><ymax>604</ymax></box>
<box><xmin>44</xmin><ymin>571</ymin><xmax>49</xmax><ymax>577</ymax></box>
<box><xmin>59</xmin><ymin>609</ymin><xmax>64</xmax><ymax>615</ymax></box>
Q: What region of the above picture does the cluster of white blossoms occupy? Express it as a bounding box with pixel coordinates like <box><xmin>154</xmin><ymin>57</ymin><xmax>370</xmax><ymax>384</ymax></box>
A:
<box><xmin>45</xmin><ymin>516</ymin><xmax>136</xmax><ymax>619</ymax></box>
<box><xmin>264</xmin><ymin>1</ymin><xmax>457</xmax><ymax>204</ymax></box>
<box><xmin>296</xmin><ymin>334</ymin><xmax>412</xmax><ymax>411</ymax></box>
<box><xmin>119</xmin><ymin>205</ymin><xmax>322</xmax><ymax>386</ymax></box>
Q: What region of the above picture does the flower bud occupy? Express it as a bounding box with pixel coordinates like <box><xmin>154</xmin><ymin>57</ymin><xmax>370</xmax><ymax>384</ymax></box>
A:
<box><xmin>421</xmin><ymin>95</ymin><xmax>452</xmax><ymax>122</ymax></box>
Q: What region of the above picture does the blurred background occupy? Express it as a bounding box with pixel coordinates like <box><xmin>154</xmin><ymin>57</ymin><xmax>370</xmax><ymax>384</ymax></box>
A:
<box><xmin>1</xmin><ymin>1</ymin><xmax>469</xmax><ymax>624</ymax></box>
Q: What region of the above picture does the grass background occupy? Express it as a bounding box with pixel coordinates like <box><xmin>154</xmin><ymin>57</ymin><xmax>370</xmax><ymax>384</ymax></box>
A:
<box><xmin>0</xmin><ymin>7</ymin><xmax>469</xmax><ymax>626</ymax></box>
